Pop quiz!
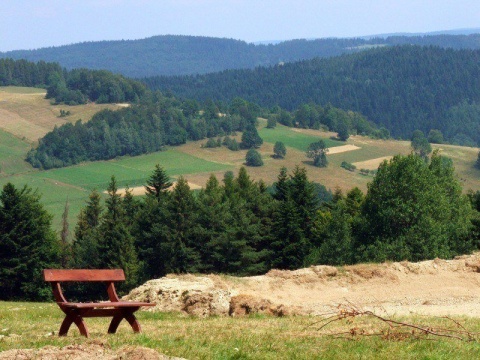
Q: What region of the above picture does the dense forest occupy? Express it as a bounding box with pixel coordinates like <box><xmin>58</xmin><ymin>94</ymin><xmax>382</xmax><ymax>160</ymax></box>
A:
<box><xmin>1</xmin><ymin>34</ymin><xmax>480</xmax><ymax>77</ymax></box>
<box><xmin>0</xmin><ymin>58</ymin><xmax>146</xmax><ymax>104</ymax></box>
<box><xmin>26</xmin><ymin>92</ymin><xmax>379</xmax><ymax>169</ymax></box>
<box><xmin>148</xmin><ymin>45</ymin><xmax>480</xmax><ymax>144</ymax></box>
<box><xmin>0</xmin><ymin>58</ymin><xmax>379</xmax><ymax>169</ymax></box>
<box><xmin>2</xmin><ymin>155</ymin><xmax>479</xmax><ymax>300</ymax></box>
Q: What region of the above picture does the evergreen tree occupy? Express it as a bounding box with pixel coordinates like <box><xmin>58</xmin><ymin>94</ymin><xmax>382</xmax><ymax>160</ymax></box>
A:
<box><xmin>164</xmin><ymin>176</ymin><xmax>200</xmax><ymax>273</ymax></box>
<box><xmin>245</xmin><ymin>149</ymin><xmax>263</xmax><ymax>166</ymax></box>
<box><xmin>59</xmin><ymin>199</ymin><xmax>72</xmax><ymax>268</ymax></box>
<box><xmin>337</xmin><ymin>120</ymin><xmax>350</xmax><ymax>141</ymax></box>
<box><xmin>145</xmin><ymin>164</ymin><xmax>173</xmax><ymax>201</ymax></box>
<box><xmin>241</xmin><ymin>124</ymin><xmax>263</xmax><ymax>149</ymax></box>
<box><xmin>273</xmin><ymin>141</ymin><xmax>287</xmax><ymax>159</ymax></box>
<box><xmin>98</xmin><ymin>176</ymin><xmax>139</xmax><ymax>291</ymax></box>
<box><xmin>73</xmin><ymin>190</ymin><xmax>103</xmax><ymax>268</ymax></box>
<box><xmin>270</xmin><ymin>166</ymin><xmax>318</xmax><ymax>269</ymax></box>
<box><xmin>0</xmin><ymin>183</ymin><xmax>59</xmax><ymax>300</ymax></box>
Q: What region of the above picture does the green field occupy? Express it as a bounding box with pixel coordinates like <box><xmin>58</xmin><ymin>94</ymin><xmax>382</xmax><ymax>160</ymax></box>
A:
<box><xmin>0</xmin><ymin>149</ymin><xmax>232</xmax><ymax>230</ymax></box>
<box><xmin>1</xmin><ymin>301</ymin><xmax>479</xmax><ymax>359</ymax></box>
<box><xmin>0</xmin><ymin>130</ymin><xmax>32</xmax><ymax>175</ymax></box>
<box><xmin>259</xmin><ymin>124</ymin><xmax>343</xmax><ymax>151</ymax></box>
<box><xmin>1</xmin><ymin>87</ymin><xmax>480</xmax><ymax>232</ymax></box>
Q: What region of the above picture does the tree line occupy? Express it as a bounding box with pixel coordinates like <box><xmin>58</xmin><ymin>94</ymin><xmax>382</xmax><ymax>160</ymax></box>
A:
<box><xmin>147</xmin><ymin>45</ymin><xmax>480</xmax><ymax>145</ymax></box>
<box><xmin>26</xmin><ymin>94</ymin><xmax>380</xmax><ymax>169</ymax></box>
<box><xmin>3</xmin><ymin>34</ymin><xmax>480</xmax><ymax>77</ymax></box>
<box><xmin>2</xmin><ymin>153</ymin><xmax>479</xmax><ymax>301</ymax></box>
<box><xmin>0</xmin><ymin>58</ymin><xmax>146</xmax><ymax>105</ymax></box>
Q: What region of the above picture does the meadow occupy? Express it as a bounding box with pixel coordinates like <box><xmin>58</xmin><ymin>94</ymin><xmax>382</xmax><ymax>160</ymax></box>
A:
<box><xmin>1</xmin><ymin>86</ymin><xmax>480</xmax><ymax>231</ymax></box>
<box><xmin>1</xmin><ymin>301</ymin><xmax>479</xmax><ymax>359</ymax></box>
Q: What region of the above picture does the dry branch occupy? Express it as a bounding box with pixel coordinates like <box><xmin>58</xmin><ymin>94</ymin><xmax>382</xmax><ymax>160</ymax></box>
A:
<box><xmin>308</xmin><ymin>303</ymin><xmax>479</xmax><ymax>342</ymax></box>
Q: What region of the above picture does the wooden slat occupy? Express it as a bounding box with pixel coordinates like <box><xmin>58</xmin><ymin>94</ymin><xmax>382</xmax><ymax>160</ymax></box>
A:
<box><xmin>43</xmin><ymin>269</ymin><xmax>125</xmax><ymax>282</ymax></box>
<box><xmin>59</xmin><ymin>301</ymin><xmax>155</xmax><ymax>309</ymax></box>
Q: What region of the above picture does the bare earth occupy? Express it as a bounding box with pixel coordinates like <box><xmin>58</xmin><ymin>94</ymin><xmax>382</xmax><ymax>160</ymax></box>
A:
<box><xmin>126</xmin><ymin>253</ymin><xmax>480</xmax><ymax>318</ymax></box>
<box><xmin>326</xmin><ymin>144</ymin><xmax>361</xmax><ymax>154</ymax></box>
<box><xmin>109</xmin><ymin>181</ymin><xmax>203</xmax><ymax>196</ymax></box>
<box><xmin>353</xmin><ymin>156</ymin><xmax>393</xmax><ymax>170</ymax></box>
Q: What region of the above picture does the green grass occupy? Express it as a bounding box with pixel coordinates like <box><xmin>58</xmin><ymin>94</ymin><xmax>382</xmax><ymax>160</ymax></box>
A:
<box><xmin>1</xmin><ymin>302</ymin><xmax>480</xmax><ymax>359</ymax></box>
<box><xmin>32</xmin><ymin>149</ymin><xmax>231</xmax><ymax>190</ymax></box>
<box><xmin>0</xmin><ymin>149</ymin><xmax>231</xmax><ymax>230</ymax></box>
<box><xmin>0</xmin><ymin>86</ymin><xmax>46</xmax><ymax>94</ymax></box>
<box><xmin>0</xmin><ymin>129</ymin><xmax>33</xmax><ymax>175</ymax></box>
<box><xmin>259</xmin><ymin>124</ymin><xmax>343</xmax><ymax>151</ymax></box>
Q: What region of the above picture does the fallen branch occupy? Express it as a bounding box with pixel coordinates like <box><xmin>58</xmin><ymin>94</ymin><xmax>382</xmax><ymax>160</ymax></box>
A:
<box><xmin>308</xmin><ymin>303</ymin><xmax>479</xmax><ymax>342</ymax></box>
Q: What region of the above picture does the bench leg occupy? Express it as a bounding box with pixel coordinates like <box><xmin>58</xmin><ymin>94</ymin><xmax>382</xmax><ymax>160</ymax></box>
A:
<box><xmin>108</xmin><ymin>314</ymin><xmax>123</xmax><ymax>334</ymax></box>
<box><xmin>125</xmin><ymin>313</ymin><xmax>142</xmax><ymax>333</ymax></box>
<box><xmin>59</xmin><ymin>313</ymin><xmax>89</xmax><ymax>337</ymax></box>
<box><xmin>108</xmin><ymin>310</ymin><xmax>141</xmax><ymax>334</ymax></box>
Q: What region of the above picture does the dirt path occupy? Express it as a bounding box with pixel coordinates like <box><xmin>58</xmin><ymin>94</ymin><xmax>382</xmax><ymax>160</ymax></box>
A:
<box><xmin>127</xmin><ymin>253</ymin><xmax>480</xmax><ymax>318</ymax></box>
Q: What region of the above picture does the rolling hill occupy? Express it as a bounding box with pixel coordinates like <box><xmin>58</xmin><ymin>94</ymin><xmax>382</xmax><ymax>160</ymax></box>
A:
<box><xmin>1</xmin><ymin>33</ymin><xmax>480</xmax><ymax>77</ymax></box>
<box><xmin>148</xmin><ymin>45</ymin><xmax>480</xmax><ymax>144</ymax></box>
<box><xmin>1</xmin><ymin>86</ymin><xmax>480</xmax><ymax>231</ymax></box>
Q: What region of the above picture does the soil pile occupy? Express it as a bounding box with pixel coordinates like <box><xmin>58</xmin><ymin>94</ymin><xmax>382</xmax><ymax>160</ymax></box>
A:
<box><xmin>126</xmin><ymin>253</ymin><xmax>480</xmax><ymax>317</ymax></box>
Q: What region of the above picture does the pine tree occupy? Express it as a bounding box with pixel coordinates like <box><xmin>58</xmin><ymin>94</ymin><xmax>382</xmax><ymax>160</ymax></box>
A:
<box><xmin>145</xmin><ymin>164</ymin><xmax>172</xmax><ymax>201</ymax></box>
<box><xmin>0</xmin><ymin>183</ymin><xmax>59</xmax><ymax>300</ymax></box>
<box><xmin>241</xmin><ymin>124</ymin><xmax>263</xmax><ymax>149</ymax></box>
<box><xmin>273</xmin><ymin>141</ymin><xmax>287</xmax><ymax>159</ymax></box>
<box><xmin>98</xmin><ymin>176</ymin><xmax>139</xmax><ymax>291</ymax></box>
<box><xmin>59</xmin><ymin>199</ymin><xmax>72</xmax><ymax>267</ymax></box>
<box><xmin>73</xmin><ymin>190</ymin><xmax>103</xmax><ymax>268</ymax></box>
<box><xmin>165</xmin><ymin>176</ymin><xmax>200</xmax><ymax>273</ymax></box>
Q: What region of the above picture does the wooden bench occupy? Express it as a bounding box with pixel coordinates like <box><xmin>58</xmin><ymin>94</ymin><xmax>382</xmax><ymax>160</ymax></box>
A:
<box><xmin>43</xmin><ymin>269</ymin><xmax>155</xmax><ymax>337</ymax></box>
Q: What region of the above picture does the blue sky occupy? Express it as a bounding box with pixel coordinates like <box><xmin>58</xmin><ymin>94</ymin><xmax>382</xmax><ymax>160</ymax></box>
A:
<box><xmin>1</xmin><ymin>0</ymin><xmax>479</xmax><ymax>51</ymax></box>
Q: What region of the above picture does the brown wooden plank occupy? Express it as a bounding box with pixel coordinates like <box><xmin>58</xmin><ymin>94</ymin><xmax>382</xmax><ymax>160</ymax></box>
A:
<box><xmin>59</xmin><ymin>301</ymin><xmax>155</xmax><ymax>308</ymax></box>
<box><xmin>43</xmin><ymin>269</ymin><xmax>125</xmax><ymax>282</ymax></box>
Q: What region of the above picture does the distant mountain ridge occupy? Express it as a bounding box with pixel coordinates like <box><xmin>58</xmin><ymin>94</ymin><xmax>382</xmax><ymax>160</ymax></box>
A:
<box><xmin>1</xmin><ymin>32</ymin><xmax>480</xmax><ymax>77</ymax></box>
<box><xmin>147</xmin><ymin>45</ymin><xmax>480</xmax><ymax>145</ymax></box>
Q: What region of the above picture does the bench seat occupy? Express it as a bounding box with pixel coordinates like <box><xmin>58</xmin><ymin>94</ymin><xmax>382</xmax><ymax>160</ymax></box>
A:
<box><xmin>44</xmin><ymin>269</ymin><xmax>155</xmax><ymax>337</ymax></box>
<box><xmin>59</xmin><ymin>301</ymin><xmax>155</xmax><ymax>309</ymax></box>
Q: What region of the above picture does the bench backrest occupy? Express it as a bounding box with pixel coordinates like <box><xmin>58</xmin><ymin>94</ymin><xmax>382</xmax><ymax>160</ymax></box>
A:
<box><xmin>44</xmin><ymin>269</ymin><xmax>125</xmax><ymax>282</ymax></box>
<box><xmin>44</xmin><ymin>269</ymin><xmax>125</xmax><ymax>304</ymax></box>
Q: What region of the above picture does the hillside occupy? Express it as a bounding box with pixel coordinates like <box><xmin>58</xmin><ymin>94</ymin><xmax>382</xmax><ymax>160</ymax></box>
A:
<box><xmin>1</xmin><ymin>34</ymin><xmax>480</xmax><ymax>77</ymax></box>
<box><xmin>2</xmin><ymin>87</ymin><xmax>480</xmax><ymax>231</ymax></box>
<box><xmin>150</xmin><ymin>46</ymin><xmax>480</xmax><ymax>143</ymax></box>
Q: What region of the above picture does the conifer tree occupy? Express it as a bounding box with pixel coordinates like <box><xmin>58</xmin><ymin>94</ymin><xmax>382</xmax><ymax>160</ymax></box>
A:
<box><xmin>145</xmin><ymin>164</ymin><xmax>172</xmax><ymax>201</ymax></box>
<box><xmin>98</xmin><ymin>176</ymin><xmax>138</xmax><ymax>291</ymax></box>
<box><xmin>0</xmin><ymin>183</ymin><xmax>59</xmax><ymax>300</ymax></box>
<box><xmin>73</xmin><ymin>190</ymin><xmax>103</xmax><ymax>268</ymax></box>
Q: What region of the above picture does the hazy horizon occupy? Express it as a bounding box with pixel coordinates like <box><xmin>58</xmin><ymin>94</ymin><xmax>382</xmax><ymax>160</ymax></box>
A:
<box><xmin>1</xmin><ymin>0</ymin><xmax>479</xmax><ymax>52</ymax></box>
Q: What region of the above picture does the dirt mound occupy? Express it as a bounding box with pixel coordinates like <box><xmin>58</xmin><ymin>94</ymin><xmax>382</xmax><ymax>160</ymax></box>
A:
<box><xmin>0</xmin><ymin>343</ymin><xmax>185</xmax><ymax>360</ymax></box>
<box><xmin>126</xmin><ymin>253</ymin><xmax>480</xmax><ymax>318</ymax></box>
<box><xmin>123</xmin><ymin>274</ymin><xmax>235</xmax><ymax>316</ymax></box>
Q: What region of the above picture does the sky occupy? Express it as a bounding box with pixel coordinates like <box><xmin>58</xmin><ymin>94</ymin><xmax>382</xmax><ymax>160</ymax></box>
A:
<box><xmin>1</xmin><ymin>0</ymin><xmax>479</xmax><ymax>52</ymax></box>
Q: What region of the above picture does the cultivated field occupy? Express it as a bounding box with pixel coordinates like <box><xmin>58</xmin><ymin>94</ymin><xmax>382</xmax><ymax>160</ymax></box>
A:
<box><xmin>1</xmin><ymin>86</ymin><xmax>480</xmax><ymax>230</ymax></box>
<box><xmin>0</xmin><ymin>87</ymin><xmax>123</xmax><ymax>143</ymax></box>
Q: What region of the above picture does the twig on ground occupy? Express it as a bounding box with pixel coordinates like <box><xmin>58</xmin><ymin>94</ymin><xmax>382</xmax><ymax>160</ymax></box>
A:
<box><xmin>307</xmin><ymin>303</ymin><xmax>479</xmax><ymax>342</ymax></box>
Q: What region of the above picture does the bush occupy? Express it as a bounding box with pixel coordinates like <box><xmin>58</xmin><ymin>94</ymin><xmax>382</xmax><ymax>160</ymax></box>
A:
<box><xmin>341</xmin><ymin>161</ymin><xmax>356</xmax><ymax>171</ymax></box>
<box><xmin>245</xmin><ymin>149</ymin><xmax>263</xmax><ymax>166</ymax></box>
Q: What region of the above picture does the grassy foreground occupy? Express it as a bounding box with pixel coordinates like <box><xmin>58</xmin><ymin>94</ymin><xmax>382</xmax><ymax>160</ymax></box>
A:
<box><xmin>1</xmin><ymin>302</ymin><xmax>480</xmax><ymax>359</ymax></box>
